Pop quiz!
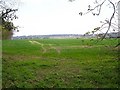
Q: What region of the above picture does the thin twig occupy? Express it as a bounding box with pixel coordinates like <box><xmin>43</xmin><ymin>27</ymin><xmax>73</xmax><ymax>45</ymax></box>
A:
<box><xmin>83</xmin><ymin>0</ymin><xmax>106</xmax><ymax>15</ymax></box>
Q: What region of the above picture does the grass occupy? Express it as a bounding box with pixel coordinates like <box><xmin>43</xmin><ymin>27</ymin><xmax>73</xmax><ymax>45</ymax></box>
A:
<box><xmin>2</xmin><ymin>38</ymin><xmax>120</xmax><ymax>88</ymax></box>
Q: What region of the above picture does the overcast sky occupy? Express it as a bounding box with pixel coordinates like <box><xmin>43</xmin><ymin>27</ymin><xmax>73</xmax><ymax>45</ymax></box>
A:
<box><xmin>13</xmin><ymin>0</ymin><xmax>113</xmax><ymax>36</ymax></box>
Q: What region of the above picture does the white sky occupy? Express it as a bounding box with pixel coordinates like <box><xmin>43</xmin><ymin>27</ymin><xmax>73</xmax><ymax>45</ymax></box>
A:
<box><xmin>13</xmin><ymin>0</ymin><xmax>113</xmax><ymax>36</ymax></box>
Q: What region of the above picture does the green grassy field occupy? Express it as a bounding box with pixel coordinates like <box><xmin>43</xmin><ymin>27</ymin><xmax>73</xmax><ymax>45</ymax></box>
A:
<box><xmin>2</xmin><ymin>38</ymin><xmax>120</xmax><ymax>88</ymax></box>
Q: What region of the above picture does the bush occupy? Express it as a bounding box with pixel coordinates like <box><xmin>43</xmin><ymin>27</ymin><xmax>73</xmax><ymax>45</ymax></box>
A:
<box><xmin>0</xmin><ymin>25</ymin><xmax>13</xmax><ymax>40</ymax></box>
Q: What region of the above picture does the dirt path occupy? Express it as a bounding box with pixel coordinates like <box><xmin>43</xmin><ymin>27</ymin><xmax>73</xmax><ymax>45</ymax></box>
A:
<box><xmin>29</xmin><ymin>40</ymin><xmax>61</xmax><ymax>54</ymax></box>
<box><xmin>29</xmin><ymin>40</ymin><xmax>43</xmax><ymax>46</ymax></box>
<box><xmin>49</xmin><ymin>44</ymin><xmax>61</xmax><ymax>54</ymax></box>
<box><xmin>29</xmin><ymin>40</ymin><xmax>46</xmax><ymax>53</ymax></box>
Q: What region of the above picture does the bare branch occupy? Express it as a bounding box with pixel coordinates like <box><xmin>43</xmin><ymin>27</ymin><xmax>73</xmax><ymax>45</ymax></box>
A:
<box><xmin>80</xmin><ymin>0</ymin><xmax>106</xmax><ymax>16</ymax></box>
<box><xmin>101</xmin><ymin>0</ymin><xmax>116</xmax><ymax>40</ymax></box>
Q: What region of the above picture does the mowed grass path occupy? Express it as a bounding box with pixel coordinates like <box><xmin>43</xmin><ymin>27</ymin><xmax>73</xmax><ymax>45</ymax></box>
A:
<box><xmin>2</xmin><ymin>38</ymin><xmax>119</xmax><ymax>88</ymax></box>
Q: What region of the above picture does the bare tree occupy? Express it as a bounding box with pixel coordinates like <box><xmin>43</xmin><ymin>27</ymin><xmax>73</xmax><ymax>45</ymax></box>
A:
<box><xmin>69</xmin><ymin>0</ymin><xmax>119</xmax><ymax>37</ymax></box>
<box><xmin>0</xmin><ymin>0</ymin><xmax>19</xmax><ymax>39</ymax></box>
